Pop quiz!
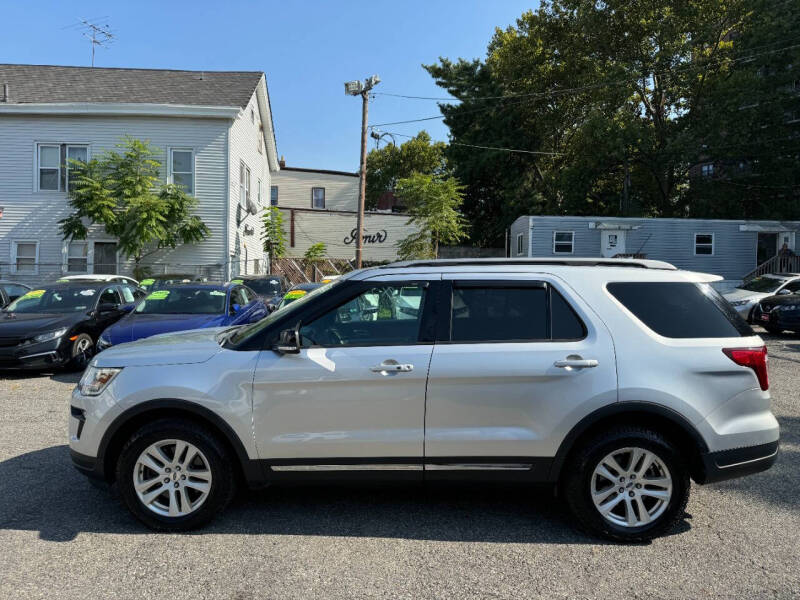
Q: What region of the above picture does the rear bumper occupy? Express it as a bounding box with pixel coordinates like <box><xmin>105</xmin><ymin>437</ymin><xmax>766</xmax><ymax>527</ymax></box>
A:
<box><xmin>697</xmin><ymin>440</ymin><xmax>778</xmax><ymax>484</ymax></box>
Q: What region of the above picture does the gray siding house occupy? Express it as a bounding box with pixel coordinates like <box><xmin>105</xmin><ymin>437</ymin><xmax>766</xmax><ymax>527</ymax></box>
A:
<box><xmin>510</xmin><ymin>215</ymin><xmax>800</xmax><ymax>282</ymax></box>
<box><xmin>0</xmin><ymin>64</ymin><xmax>279</xmax><ymax>284</ymax></box>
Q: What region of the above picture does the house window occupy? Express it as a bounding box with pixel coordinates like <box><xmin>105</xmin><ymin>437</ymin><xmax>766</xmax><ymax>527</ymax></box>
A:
<box><xmin>312</xmin><ymin>187</ymin><xmax>325</xmax><ymax>209</ymax></box>
<box><xmin>239</xmin><ymin>162</ymin><xmax>251</xmax><ymax>208</ymax></box>
<box><xmin>553</xmin><ymin>231</ymin><xmax>574</xmax><ymax>254</ymax></box>
<box><xmin>257</xmin><ymin>178</ymin><xmax>263</xmax><ymax>205</ymax></box>
<box><xmin>694</xmin><ymin>233</ymin><xmax>714</xmax><ymax>255</ymax></box>
<box><xmin>701</xmin><ymin>163</ymin><xmax>714</xmax><ymax>177</ymax></box>
<box><xmin>67</xmin><ymin>241</ymin><xmax>88</xmax><ymax>272</ymax></box>
<box><xmin>170</xmin><ymin>148</ymin><xmax>194</xmax><ymax>194</ymax></box>
<box><xmin>12</xmin><ymin>241</ymin><xmax>38</xmax><ymax>273</ymax></box>
<box><xmin>516</xmin><ymin>233</ymin><xmax>524</xmax><ymax>256</ymax></box>
<box><xmin>37</xmin><ymin>143</ymin><xmax>88</xmax><ymax>192</ymax></box>
<box><xmin>270</xmin><ymin>185</ymin><xmax>279</xmax><ymax>206</ymax></box>
<box><xmin>65</xmin><ymin>145</ymin><xmax>88</xmax><ymax>191</ymax></box>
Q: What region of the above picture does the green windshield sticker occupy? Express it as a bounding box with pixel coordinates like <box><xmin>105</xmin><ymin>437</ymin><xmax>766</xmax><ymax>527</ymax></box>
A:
<box><xmin>231</xmin><ymin>279</ymin><xmax>244</xmax><ymax>285</ymax></box>
<box><xmin>140</xmin><ymin>278</ymin><xmax>155</xmax><ymax>286</ymax></box>
<box><xmin>22</xmin><ymin>289</ymin><xmax>45</xmax><ymax>299</ymax></box>
<box><xmin>56</xmin><ymin>279</ymin><xmax>68</xmax><ymax>283</ymax></box>
<box><xmin>285</xmin><ymin>290</ymin><xmax>307</xmax><ymax>299</ymax></box>
<box><xmin>146</xmin><ymin>290</ymin><xmax>170</xmax><ymax>300</ymax></box>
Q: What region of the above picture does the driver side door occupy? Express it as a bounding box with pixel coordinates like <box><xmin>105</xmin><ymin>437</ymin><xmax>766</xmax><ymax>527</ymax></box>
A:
<box><xmin>251</xmin><ymin>276</ymin><xmax>438</xmax><ymax>473</ymax></box>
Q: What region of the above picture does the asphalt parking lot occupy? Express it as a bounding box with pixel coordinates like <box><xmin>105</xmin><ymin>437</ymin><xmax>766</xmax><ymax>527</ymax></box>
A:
<box><xmin>1</xmin><ymin>329</ymin><xmax>798</xmax><ymax>600</ymax></box>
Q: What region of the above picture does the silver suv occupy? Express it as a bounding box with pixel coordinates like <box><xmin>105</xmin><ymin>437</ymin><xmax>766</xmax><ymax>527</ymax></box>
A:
<box><xmin>69</xmin><ymin>259</ymin><xmax>779</xmax><ymax>542</ymax></box>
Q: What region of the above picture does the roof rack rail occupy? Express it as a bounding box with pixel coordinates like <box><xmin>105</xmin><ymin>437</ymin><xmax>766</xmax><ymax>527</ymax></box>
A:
<box><xmin>379</xmin><ymin>258</ymin><xmax>678</xmax><ymax>270</ymax></box>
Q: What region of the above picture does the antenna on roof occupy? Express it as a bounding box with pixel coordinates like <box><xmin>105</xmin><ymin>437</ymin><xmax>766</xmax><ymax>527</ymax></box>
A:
<box><xmin>70</xmin><ymin>18</ymin><xmax>114</xmax><ymax>67</ymax></box>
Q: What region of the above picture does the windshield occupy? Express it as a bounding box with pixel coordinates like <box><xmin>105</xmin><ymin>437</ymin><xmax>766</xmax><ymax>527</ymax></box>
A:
<box><xmin>740</xmin><ymin>276</ymin><xmax>784</xmax><ymax>293</ymax></box>
<box><xmin>139</xmin><ymin>277</ymin><xmax>194</xmax><ymax>292</ymax></box>
<box><xmin>135</xmin><ymin>287</ymin><xmax>227</xmax><ymax>315</ymax></box>
<box><xmin>227</xmin><ymin>279</ymin><xmax>342</xmax><ymax>346</ymax></box>
<box><xmin>243</xmin><ymin>279</ymin><xmax>283</xmax><ymax>296</ymax></box>
<box><xmin>5</xmin><ymin>287</ymin><xmax>98</xmax><ymax>313</ymax></box>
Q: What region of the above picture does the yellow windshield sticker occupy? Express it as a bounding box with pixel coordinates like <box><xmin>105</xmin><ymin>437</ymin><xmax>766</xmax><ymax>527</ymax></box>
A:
<box><xmin>56</xmin><ymin>279</ymin><xmax>68</xmax><ymax>283</ymax></box>
<box><xmin>140</xmin><ymin>278</ymin><xmax>155</xmax><ymax>286</ymax></box>
<box><xmin>22</xmin><ymin>289</ymin><xmax>46</xmax><ymax>299</ymax></box>
<box><xmin>285</xmin><ymin>290</ymin><xmax>307</xmax><ymax>299</ymax></box>
<box><xmin>231</xmin><ymin>279</ymin><xmax>244</xmax><ymax>285</ymax></box>
<box><xmin>146</xmin><ymin>290</ymin><xmax>170</xmax><ymax>300</ymax></box>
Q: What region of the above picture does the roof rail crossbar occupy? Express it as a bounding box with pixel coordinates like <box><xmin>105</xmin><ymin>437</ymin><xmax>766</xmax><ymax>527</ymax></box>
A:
<box><xmin>379</xmin><ymin>258</ymin><xmax>677</xmax><ymax>270</ymax></box>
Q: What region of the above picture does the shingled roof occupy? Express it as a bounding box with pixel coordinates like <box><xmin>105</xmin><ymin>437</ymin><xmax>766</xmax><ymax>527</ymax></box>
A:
<box><xmin>0</xmin><ymin>64</ymin><xmax>263</xmax><ymax>107</ymax></box>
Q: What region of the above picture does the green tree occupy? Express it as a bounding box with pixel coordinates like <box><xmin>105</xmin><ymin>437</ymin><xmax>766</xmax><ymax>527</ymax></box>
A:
<box><xmin>395</xmin><ymin>173</ymin><xmax>467</xmax><ymax>259</ymax></box>
<box><xmin>426</xmin><ymin>0</ymin><xmax>799</xmax><ymax>242</ymax></box>
<box><xmin>304</xmin><ymin>242</ymin><xmax>326</xmax><ymax>262</ymax></box>
<box><xmin>262</xmin><ymin>206</ymin><xmax>287</xmax><ymax>259</ymax></box>
<box><xmin>60</xmin><ymin>137</ymin><xmax>209</xmax><ymax>277</ymax></box>
<box><xmin>365</xmin><ymin>131</ymin><xmax>448</xmax><ymax>210</ymax></box>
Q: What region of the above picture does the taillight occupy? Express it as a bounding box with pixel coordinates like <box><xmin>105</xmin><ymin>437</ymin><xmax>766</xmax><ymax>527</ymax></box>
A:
<box><xmin>722</xmin><ymin>346</ymin><xmax>769</xmax><ymax>391</ymax></box>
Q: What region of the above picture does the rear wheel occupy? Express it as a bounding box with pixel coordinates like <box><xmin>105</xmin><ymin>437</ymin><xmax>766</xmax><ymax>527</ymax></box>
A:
<box><xmin>116</xmin><ymin>419</ymin><xmax>236</xmax><ymax>531</ymax></box>
<box><xmin>562</xmin><ymin>426</ymin><xmax>690</xmax><ymax>542</ymax></box>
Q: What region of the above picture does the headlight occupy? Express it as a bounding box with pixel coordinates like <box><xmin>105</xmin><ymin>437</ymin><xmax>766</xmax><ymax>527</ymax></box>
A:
<box><xmin>729</xmin><ymin>299</ymin><xmax>751</xmax><ymax>307</ymax></box>
<box><xmin>32</xmin><ymin>327</ymin><xmax>68</xmax><ymax>343</ymax></box>
<box><xmin>79</xmin><ymin>366</ymin><xmax>122</xmax><ymax>396</ymax></box>
<box><xmin>96</xmin><ymin>333</ymin><xmax>112</xmax><ymax>350</ymax></box>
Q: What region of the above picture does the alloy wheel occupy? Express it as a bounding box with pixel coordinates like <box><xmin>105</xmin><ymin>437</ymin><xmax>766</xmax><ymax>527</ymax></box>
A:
<box><xmin>590</xmin><ymin>446</ymin><xmax>673</xmax><ymax>528</ymax></box>
<box><xmin>133</xmin><ymin>439</ymin><xmax>213</xmax><ymax>517</ymax></box>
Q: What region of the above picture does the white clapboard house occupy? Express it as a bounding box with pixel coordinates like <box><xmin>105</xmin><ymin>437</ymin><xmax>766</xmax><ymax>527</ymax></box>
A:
<box><xmin>270</xmin><ymin>161</ymin><xmax>418</xmax><ymax>261</ymax></box>
<box><xmin>0</xmin><ymin>64</ymin><xmax>279</xmax><ymax>283</ymax></box>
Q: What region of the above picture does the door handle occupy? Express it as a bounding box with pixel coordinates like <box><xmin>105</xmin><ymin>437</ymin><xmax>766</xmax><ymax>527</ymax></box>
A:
<box><xmin>370</xmin><ymin>361</ymin><xmax>414</xmax><ymax>373</ymax></box>
<box><xmin>554</xmin><ymin>356</ymin><xmax>599</xmax><ymax>369</ymax></box>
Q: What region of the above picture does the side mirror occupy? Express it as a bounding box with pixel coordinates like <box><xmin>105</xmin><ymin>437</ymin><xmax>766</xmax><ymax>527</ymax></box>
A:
<box><xmin>232</xmin><ymin>303</ymin><xmax>242</xmax><ymax>313</ymax></box>
<box><xmin>275</xmin><ymin>326</ymin><xmax>301</xmax><ymax>354</ymax></box>
<box><xmin>97</xmin><ymin>302</ymin><xmax>119</xmax><ymax>314</ymax></box>
<box><xmin>778</xmin><ymin>288</ymin><xmax>792</xmax><ymax>295</ymax></box>
<box><xmin>120</xmin><ymin>303</ymin><xmax>136</xmax><ymax>313</ymax></box>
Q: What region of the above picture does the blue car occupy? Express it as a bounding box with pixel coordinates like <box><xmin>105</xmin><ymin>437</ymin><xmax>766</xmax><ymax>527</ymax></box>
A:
<box><xmin>97</xmin><ymin>283</ymin><xmax>267</xmax><ymax>350</ymax></box>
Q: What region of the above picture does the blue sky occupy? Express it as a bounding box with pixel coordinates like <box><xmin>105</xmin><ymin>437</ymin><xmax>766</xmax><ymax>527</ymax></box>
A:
<box><xmin>0</xmin><ymin>0</ymin><xmax>536</xmax><ymax>171</ymax></box>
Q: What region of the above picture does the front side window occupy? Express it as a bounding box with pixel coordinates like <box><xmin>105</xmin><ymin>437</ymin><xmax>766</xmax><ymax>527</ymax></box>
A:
<box><xmin>300</xmin><ymin>283</ymin><xmax>428</xmax><ymax>347</ymax></box>
<box><xmin>270</xmin><ymin>185</ymin><xmax>279</xmax><ymax>206</ymax></box>
<box><xmin>67</xmin><ymin>241</ymin><xmax>88</xmax><ymax>272</ymax></box>
<box><xmin>607</xmin><ymin>282</ymin><xmax>752</xmax><ymax>338</ymax></box>
<box><xmin>312</xmin><ymin>187</ymin><xmax>325</xmax><ymax>209</ymax></box>
<box><xmin>553</xmin><ymin>231</ymin><xmax>574</xmax><ymax>254</ymax></box>
<box><xmin>170</xmin><ymin>149</ymin><xmax>194</xmax><ymax>194</ymax></box>
<box><xmin>694</xmin><ymin>233</ymin><xmax>714</xmax><ymax>255</ymax></box>
<box><xmin>99</xmin><ymin>287</ymin><xmax>121</xmax><ymax>307</ymax></box>
<box><xmin>14</xmin><ymin>242</ymin><xmax>37</xmax><ymax>273</ymax></box>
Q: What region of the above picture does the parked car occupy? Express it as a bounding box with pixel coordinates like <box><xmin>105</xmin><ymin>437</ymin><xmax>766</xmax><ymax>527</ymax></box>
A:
<box><xmin>228</xmin><ymin>275</ymin><xmax>289</xmax><ymax>307</ymax></box>
<box><xmin>722</xmin><ymin>273</ymin><xmax>800</xmax><ymax>321</ymax></box>
<box><xmin>751</xmin><ymin>291</ymin><xmax>800</xmax><ymax>334</ymax></box>
<box><xmin>275</xmin><ymin>282</ymin><xmax>322</xmax><ymax>310</ymax></box>
<box><xmin>0</xmin><ymin>282</ymin><xmax>137</xmax><ymax>370</ymax></box>
<box><xmin>96</xmin><ymin>283</ymin><xmax>268</xmax><ymax>350</ymax></box>
<box><xmin>58</xmin><ymin>274</ymin><xmax>140</xmax><ymax>287</ymax></box>
<box><xmin>70</xmin><ymin>258</ymin><xmax>778</xmax><ymax>542</ymax></box>
<box><xmin>0</xmin><ymin>281</ymin><xmax>31</xmax><ymax>307</ymax></box>
<box><xmin>138</xmin><ymin>274</ymin><xmax>209</xmax><ymax>292</ymax></box>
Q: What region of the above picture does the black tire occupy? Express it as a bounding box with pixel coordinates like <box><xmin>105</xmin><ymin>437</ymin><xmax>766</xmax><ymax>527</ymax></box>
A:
<box><xmin>116</xmin><ymin>418</ymin><xmax>236</xmax><ymax>531</ymax></box>
<box><xmin>68</xmin><ymin>333</ymin><xmax>94</xmax><ymax>371</ymax></box>
<box><xmin>562</xmin><ymin>426</ymin><xmax>690</xmax><ymax>543</ymax></box>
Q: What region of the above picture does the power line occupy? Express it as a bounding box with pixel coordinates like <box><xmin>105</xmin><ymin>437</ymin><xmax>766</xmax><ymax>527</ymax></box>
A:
<box><xmin>370</xmin><ymin>42</ymin><xmax>800</xmax><ymax>128</ymax></box>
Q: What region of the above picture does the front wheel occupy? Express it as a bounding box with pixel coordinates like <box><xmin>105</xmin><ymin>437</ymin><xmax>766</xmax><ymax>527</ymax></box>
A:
<box><xmin>68</xmin><ymin>333</ymin><xmax>94</xmax><ymax>371</ymax></box>
<box><xmin>116</xmin><ymin>419</ymin><xmax>236</xmax><ymax>531</ymax></box>
<box><xmin>562</xmin><ymin>427</ymin><xmax>690</xmax><ymax>542</ymax></box>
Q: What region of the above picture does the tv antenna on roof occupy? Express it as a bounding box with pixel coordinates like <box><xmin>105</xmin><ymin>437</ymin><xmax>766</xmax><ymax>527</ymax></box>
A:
<box><xmin>66</xmin><ymin>18</ymin><xmax>114</xmax><ymax>67</ymax></box>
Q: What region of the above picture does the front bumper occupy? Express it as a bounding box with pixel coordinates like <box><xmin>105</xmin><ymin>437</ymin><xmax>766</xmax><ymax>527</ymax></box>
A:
<box><xmin>69</xmin><ymin>448</ymin><xmax>106</xmax><ymax>480</ymax></box>
<box><xmin>751</xmin><ymin>304</ymin><xmax>800</xmax><ymax>331</ymax></box>
<box><xmin>0</xmin><ymin>339</ymin><xmax>71</xmax><ymax>370</ymax></box>
<box><xmin>697</xmin><ymin>440</ymin><xmax>779</xmax><ymax>484</ymax></box>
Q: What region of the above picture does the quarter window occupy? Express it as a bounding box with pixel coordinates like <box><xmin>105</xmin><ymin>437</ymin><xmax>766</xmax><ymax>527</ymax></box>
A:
<box><xmin>170</xmin><ymin>149</ymin><xmax>194</xmax><ymax>194</ymax></box>
<box><xmin>67</xmin><ymin>241</ymin><xmax>88</xmax><ymax>272</ymax></box>
<box><xmin>694</xmin><ymin>233</ymin><xmax>714</xmax><ymax>255</ymax></box>
<box><xmin>312</xmin><ymin>187</ymin><xmax>325</xmax><ymax>209</ymax></box>
<box><xmin>300</xmin><ymin>283</ymin><xmax>428</xmax><ymax>347</ymax></box>
<box><xmin>553</xmin><ymin>231</ymin><xmax>574</xmax><ymax>254</ymax></box>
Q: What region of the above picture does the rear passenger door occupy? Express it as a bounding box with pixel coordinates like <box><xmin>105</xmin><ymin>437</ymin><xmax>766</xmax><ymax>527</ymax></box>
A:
<box><xmin>424</xmin><ymin>274</ymin><xmax>617</xmax><ymax>475</ymax></box>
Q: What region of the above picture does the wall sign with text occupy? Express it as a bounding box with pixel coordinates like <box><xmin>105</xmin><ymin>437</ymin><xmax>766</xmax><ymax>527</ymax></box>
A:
<box><xmin>343</xmin><ymin>228</ymin><xmax>388</xmax><ymax>245</ymax></box>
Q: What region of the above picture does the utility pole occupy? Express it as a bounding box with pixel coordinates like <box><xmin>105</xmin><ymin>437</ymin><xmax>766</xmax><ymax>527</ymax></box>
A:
<box><xmin>344</xmin><ymin>75</ymin><xmax>381</xmax><ymax>269</ymax></box>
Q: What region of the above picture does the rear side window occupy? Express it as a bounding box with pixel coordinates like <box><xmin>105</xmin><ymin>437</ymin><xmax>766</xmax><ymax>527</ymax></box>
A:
<box><xmin>450</xmin><ymin>284</ymin><xmax>586</xmax><ymax>343</ymax></box>
<box><xmin>607</xmin><ymin>282</ymin><xmax>753</xmax><ymax>338</ymax></box>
